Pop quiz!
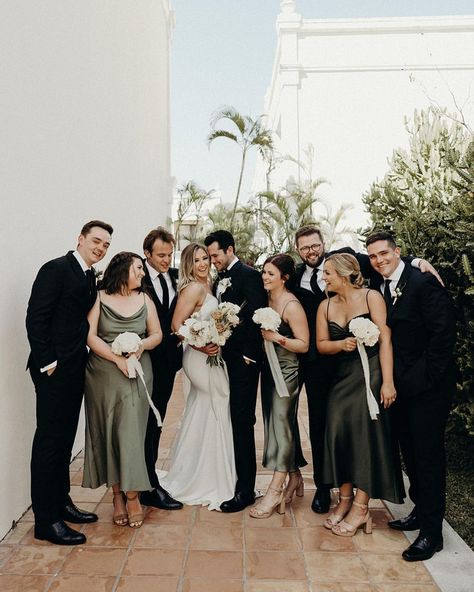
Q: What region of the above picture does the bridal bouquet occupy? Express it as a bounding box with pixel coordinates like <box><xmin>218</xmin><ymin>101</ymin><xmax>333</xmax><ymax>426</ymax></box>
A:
<box><xmin>348</xmin><ymin>317</ymin><xmax>380</xmax><ymax>420</ymax></box>
<box><xmin>111</xmin><ymin>332</ymin><xmax>162</xmax><ymax>426</ymax></box>
<box><xmin>178</xmin><ymin>302</ymin><xmax>241</xmax><ymax>367</ymax></box>
<box><xmin>252</xmin><ymin>307</ymin><xmax>281</xmax><ymax>331</ymax></box>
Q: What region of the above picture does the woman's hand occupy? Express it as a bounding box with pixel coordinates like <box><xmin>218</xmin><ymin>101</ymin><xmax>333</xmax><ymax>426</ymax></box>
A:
<box><xmin>380</xmin><ymin>382</ymin><xmax>397</xmax><ymax>408</ymax></box>
<box><xmin>134</xmin><ymin>343</ymin><xmax>144</xmax><ymax>360</ymax></box>
<box><xmin>192</xmin><ymin>343</ymin><xmax>219</xmax><ymax>356</ymax></box>
<box><xmin>115</xmin><ymin>355</ymin><xmax>129</xmax><ymax>377</ymax></box>
<box><xmin>341</xmin><ymin>337</ymin><xmax>357</xmax><ymax>352</ymax></box>
<box><xmin>261</xmin><ymin>329</ymin><xmax>280</xmax><ymax>343</ymax></box>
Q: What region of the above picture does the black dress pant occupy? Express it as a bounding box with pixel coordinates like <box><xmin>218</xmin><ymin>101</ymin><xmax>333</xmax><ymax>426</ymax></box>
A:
<box><xmin>300</xmin><ymin>357</ymin><xmax>333</xmax><ymax>487</ymax></box>
<box><xmin>30</xmin><ymin>357</ymin><xmax>85</xmax><ymax>526</ymax></box>
<box><xmin>394</xmin><ymin>390</ymin><xmax>452</xmax><ymax>538</ymax></box>
<box><xmin>224</xmin><ymin>354</ymin><xmax>261</xmax><ymax>495</ymax></box>
<box><xmin>144</xmin><ymin>357</ymin><xmax>177</xmax><ymax>489</ymax></box>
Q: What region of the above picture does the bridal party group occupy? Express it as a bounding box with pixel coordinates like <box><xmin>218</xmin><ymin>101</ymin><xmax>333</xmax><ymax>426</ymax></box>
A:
<box><xmin>26</xmin><ymin>220</ymin><xmax>456</xmax><ymax>562</ymax></box>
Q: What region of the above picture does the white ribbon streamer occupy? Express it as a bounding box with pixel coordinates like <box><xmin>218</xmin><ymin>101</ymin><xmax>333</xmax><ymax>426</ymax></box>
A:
<box><xmin>264</xmin><ymin>341</ymin><xmax>290</xmax><ymax>398</ymax></box>
<box><xmin>356</xmin><ymin>342</ymin><xmax>380</xmax><ymax>421</ymax></box>
<box><xmin>126</xmin><ymin>355</ymin><xmax>162</xmax><ymax>427</ymax></box>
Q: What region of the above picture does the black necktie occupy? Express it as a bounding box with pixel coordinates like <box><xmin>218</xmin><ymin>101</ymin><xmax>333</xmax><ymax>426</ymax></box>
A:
<box><xmin>310</xmin><ymin>268</ymin><xmax>319</xmax><ymax>294</ymax></box>
<box><xmin>158</xmin><ymin>273</ymin><xmax>169</xmax><ymax>309</ymax></box>
<box><xmin>383</xmin><ymin>279</ymin><xmax>393</xmax><ymax>310</ymax></box>
<box><xmin>85</xmin><ymin>269</ymin><xmax>95</xmax><ymax>295</ymax></box>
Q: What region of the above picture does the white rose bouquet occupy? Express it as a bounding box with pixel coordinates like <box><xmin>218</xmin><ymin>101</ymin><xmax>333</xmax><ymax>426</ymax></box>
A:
<box><xmin>252</xmin><ymin>307</ymin><xmax>282</xmax><ymax>331</ymax></box>
<box><xmin>178</xmin><ymin>302</ymin><xmax>241</xmax><ymax>367</ymax></box>
<box><xmin>111</xmin><ymin>332</ymin><xmax>162</xmax><ymax>426</ymax></box>
<box><xmin>348</xmin><ymin>317</ymin><xmax>380</xmax><ymax>420</ymax></box>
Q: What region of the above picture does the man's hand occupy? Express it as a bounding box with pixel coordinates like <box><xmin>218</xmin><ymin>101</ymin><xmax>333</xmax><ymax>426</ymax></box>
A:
<box><xmin>193</xmin><ymin>343</ymin><xmax>219</xmax><ymax>356</ymax></box>
<box><xmin>419</xmin><ymin>260</ymin><xmax>444</xmax><ymax>287</ymax></box>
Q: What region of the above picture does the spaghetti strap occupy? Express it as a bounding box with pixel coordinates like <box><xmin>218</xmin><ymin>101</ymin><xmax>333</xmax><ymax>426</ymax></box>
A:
<box><xmin>365</xmin><ymin>289</ymin><xmax>371</xmax><ymax>306</ymax></box>
<box><xmin>98</xmin><ymin>290</ymin><xmax>102</xmax><ymax>302</ymax></box>
<box><xmin>281</xmin><ymin>299</ymin><xmax>299</xmax><ymax>319</ymax></box>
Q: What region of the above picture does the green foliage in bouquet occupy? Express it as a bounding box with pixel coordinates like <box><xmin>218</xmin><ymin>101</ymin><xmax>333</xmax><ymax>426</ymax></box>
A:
<box><xmin>362</xmin><ymin>107</ymin><xmax>474</xmax><ymax>433</ymax></box>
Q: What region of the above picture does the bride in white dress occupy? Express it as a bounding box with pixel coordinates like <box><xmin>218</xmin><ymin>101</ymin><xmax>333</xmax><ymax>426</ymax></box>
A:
<box><xmin>160</xmin><ymin>242</ymin><xmax>236</xmax><ymax>510</ymax></box>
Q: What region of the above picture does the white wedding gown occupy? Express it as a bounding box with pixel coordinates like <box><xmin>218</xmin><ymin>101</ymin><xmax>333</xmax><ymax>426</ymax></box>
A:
<box><xmin>160</xmin><ymin>294</ymin><xmax>236</xmax><ymax>510</ymax></box>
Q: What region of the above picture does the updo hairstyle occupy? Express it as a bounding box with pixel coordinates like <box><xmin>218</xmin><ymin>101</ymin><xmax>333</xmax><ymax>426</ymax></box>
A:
<box><xmin>325</xmin><ymin>253</ymin><xmax>364</xmax><ymax>288</ymax></box>
<box><xmin>263</xmin><ymin>253</ymin><xmax>296</xmax><ymax>285</ymax></box>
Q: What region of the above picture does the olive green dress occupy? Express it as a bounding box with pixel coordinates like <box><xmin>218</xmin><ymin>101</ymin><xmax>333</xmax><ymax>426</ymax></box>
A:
<box><xmin>261</xmin><ymin>320</ymin><xmax>307</xmax><ymax>472</ymax></box>
<box><xmin>322</xmin><ymin>313</ymin><xmax>405</xmax><ymax>503</ymax></box>
<box><xmin>82</xmin><ymin>300</ymin><xmax>152</xmax><ymax>492</ymax></box>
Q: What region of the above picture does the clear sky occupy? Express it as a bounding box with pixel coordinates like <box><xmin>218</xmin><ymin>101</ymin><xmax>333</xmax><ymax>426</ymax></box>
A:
<box><xmin>170</xmin><ymin>0</ymin><xmax>474</xmax><ymax>210</ymax></box>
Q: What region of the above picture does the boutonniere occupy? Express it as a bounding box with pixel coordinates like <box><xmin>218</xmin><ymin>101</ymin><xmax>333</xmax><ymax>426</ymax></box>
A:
<box><xmin>392</xmin><ymin>281</ymin><xmax>407</xmax><ymax>305</ymax></box>
<box><xmin>217</xmin><ymin>277</ymin><xmax>232</xmax><ymax>297</ymax></box>
<box><xmin>93</xmin><ymin>269</ymin><xmax>103</xmax><ymax>281</ymax></box>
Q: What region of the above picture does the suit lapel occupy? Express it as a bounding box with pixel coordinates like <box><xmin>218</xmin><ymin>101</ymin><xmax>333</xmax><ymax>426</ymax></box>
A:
<box><xmin>388</xmin><ymin>263</ymin><xmax>412</xmax><ymax>318</ymax></box>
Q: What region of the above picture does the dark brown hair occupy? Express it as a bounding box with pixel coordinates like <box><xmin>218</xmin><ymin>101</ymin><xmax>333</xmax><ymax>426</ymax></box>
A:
<box><xmin>80</xmin><ymin>220</ymin><xmax>114</xmax><ymax>237</ymax></box>
<box><xmin>143</xmin><ymin>226</ymin><xmax>175</xmax><ymax>253</ymax></box>
<box><xmin>295</xmin><ymin>225</ymin><xmax>323</xmax><ymax>246</ymax></box>
<box><xmin>263</xmin><ymin>253</ymin><xmax>296</xmax><ymax>284</ymax></box>
<box><xmin>101</xmin><ymin>251</ymin><xmax>143</xmax><ymax>295</ymax></box>
<box><xmin>365</xmin><ymin>231</ymin><xmax>397</xmax><ymax>249</ymax></box>
<box><xmin>204</xmin><ymin>230</ymin><xmax>235</xmax><ymax>252</ymax></box>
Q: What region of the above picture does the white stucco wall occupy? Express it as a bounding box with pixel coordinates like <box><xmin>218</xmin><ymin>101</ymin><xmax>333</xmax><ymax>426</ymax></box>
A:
<box><xmin>254</xmin><ymin>8</ymin><xmax>474</xmax><ymax>228</ymax></box>
<box><xmin>0</xmin><ymin>0</ymin><xmax>173</xmax><ymax>538</ymax></box>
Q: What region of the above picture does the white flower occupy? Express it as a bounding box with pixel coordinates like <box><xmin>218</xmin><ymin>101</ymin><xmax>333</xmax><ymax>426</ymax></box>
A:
<box><xmin>216</xmin><ymin>277</ymin><xmax>232</xmax><ymax>297</ymax></box>
<box><xmin>348</xmin><ymin>317</ymin><xmax>380</xmax><ymax>347</ymax></box>
<box><xmin>253</xmin><ymin>307</ymin><xmax>281</xmax><ymax>331</ymax></box>
<box><xmin>111</xmin><ymin>332</ymin><xmax>142</xmax><ymax>355</ymax></box>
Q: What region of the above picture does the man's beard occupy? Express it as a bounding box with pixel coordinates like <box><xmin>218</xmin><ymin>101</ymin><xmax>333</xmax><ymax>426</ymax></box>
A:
<box><xmin>304</xmin><ymin>252</ymin><xmax>325</xmax><ymax>269</ymax></box>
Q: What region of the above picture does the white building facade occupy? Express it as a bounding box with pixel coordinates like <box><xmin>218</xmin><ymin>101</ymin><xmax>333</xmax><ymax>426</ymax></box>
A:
<box><xmin>0</xmin><ymin>0</ymin><xmax>174</xmax><ymax>538</ymax></box>
<box><xmin>254</xmin><ymin>0</ymin><xmax>474</xmax><ymax>229</ymax></box>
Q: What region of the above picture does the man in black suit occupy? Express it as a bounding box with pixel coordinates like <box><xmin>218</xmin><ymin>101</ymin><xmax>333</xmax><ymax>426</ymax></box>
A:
<box><xmin>366</xmin><ymin>231</ymin><xmax>456</xmax><ymax>562</ymax></box>
<box><xmin>26</xmin><ymin>220</ymin><xmax>113</xmax><ymax>545</ymax></box>
<box><xmin>205</xmin><ymin>230</ymin><xmax>267</xmax><ymax>512</ymax></box>
<box><xmin>140</xmin><ymin>227</ymin><xmax>183</xmax><ymax>510</ymax></box>
<box><xmin>291</xmin><ymin>225</ymin><xmax>437</xmax><ymax>514</ymax></box>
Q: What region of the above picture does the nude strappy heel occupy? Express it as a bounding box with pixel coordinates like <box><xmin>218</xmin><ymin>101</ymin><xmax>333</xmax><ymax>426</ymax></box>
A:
<box><xmin>284</xmin><ymin>470</ymin><xmax>304</xmax><ymax>504</ymax></box>
<box><xmin>249</xmin><ymin>486</ymin><xmax>285</xmax><ymax>519</ymax></box>
<box><xmin>126</xmin><ymin>493</ymin><xmax>144</xmax><ymax>528</ymax></box>
<box><xmin>323</xmin><ymin>494</ymin><xmax>354</xmax><ymax>530</ymax></box>
<box><xmin>112</xmin><ymin>491</ymin><xmax>128</xmax><ymax>526</ymax></box>
<box><xmin>331</xmin><ymin>500</ymin><xmax>372</xmax><ymax>537</ymax></box>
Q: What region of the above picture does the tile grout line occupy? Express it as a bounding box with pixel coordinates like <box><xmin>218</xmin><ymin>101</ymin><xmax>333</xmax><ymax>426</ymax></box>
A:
<box><xmin>176</xmin><ymin>506</ymin><xmax>197</xmax><ymax>592</ymax></box>
<box><xmin>291</xmin><ymin>500</ymin><xmax>313</xmax><ymax>592</ymax></box>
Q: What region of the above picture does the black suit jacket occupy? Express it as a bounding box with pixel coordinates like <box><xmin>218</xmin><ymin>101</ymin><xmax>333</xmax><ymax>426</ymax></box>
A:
<box><xmin>142</xmin><ymin>263</ymin><xmax>182</xmax><ymax>373</ymax></box>
<box><xmin>219</xmin><ymin>260</ymin><xmax>267</xmax><ymax>363</ymax></box>
<box><xmin>386</xmin><ymin>264</ymin><xmax>456</xmax><ymax>399</ymax></box>
<box><xmin>26</xmin><ymin>251</ymin><xmax>96</xmax><ymax>370</ymax></box>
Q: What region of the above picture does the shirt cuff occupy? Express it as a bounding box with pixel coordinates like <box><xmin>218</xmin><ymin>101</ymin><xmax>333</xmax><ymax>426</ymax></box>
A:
<box><xmin>411</xmin><ymin>258</ymin><xmax>421</xmax><ymax>269</ymax></box>
<box><xmin>243</xmin><ymin>356</ymin><xmax>256</xmax><ymax>364</ymax></box>
<box><xmin>40</xmin><ymin>361</ymin><xmax>57</xmax><ymax>373</ymax></box>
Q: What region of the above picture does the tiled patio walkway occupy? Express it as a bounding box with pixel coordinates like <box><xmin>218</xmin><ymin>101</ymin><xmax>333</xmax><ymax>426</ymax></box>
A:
<box><xmin>0</xmin><ymin>373</ymin><xmax>440</xmax><ymax>591</ymax></box>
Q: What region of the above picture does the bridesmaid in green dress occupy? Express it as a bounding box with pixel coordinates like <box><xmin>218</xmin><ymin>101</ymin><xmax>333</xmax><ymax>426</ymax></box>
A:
<box><xmin>83</xmin><ymin>252</ymin><xmax>162</xmax><ymax>528</ymax></box>
<box><xmin>316</xmin><ymin>253</ymin><xmax>404</xmax><ymax>538</ymax></box>
<box><xmin>249</xmin><ymin>254</ymin><xmax>309</xmax><ymax>519</ymax></box>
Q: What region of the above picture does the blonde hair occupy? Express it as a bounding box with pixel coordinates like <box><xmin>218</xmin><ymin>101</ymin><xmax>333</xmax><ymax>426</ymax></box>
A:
<box><xmin>177</xmin><ymin>242</ymin><xmax>212</xmax><ymax>292</ymax></box>
<box><xmin>325</xmin><ymin>253</ymin><xmax>364</xmax><ymax>288</ymax></box>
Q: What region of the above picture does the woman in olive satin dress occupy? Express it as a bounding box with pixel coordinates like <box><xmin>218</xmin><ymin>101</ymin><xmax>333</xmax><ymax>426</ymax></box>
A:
<box><xmin>316</xmin><ymin>254</ymin><xmax>404</xmax><ymax>538</ymax></box>
<box><xmin>249</xmin><ymin>254</ymin><xmax>309</xmax><ymax>519</ymax></box>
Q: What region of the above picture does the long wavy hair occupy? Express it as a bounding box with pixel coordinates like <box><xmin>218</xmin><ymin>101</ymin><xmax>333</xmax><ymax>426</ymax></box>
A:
<box><xmin>100</xmin><ymin>251</ymin><xmax>143</xmax><ymax>295</ymax></box>
<box><xmin>325</xmin><ymin>253</ymin><xmax>364</xmax><ymax>288</ymax></box>
<box><xmin>177</xmin><ymin>242</ymin><xmax>212</xmax><ymax>292</ymax></box>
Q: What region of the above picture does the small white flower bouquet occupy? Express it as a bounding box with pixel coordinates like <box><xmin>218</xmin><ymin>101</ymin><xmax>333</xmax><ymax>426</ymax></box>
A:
<box><xmin>111</xmin><ymin>331</ymin><xmax>142</xmax><ymax>358</ymax></box>
<box><xmin>348</xmin><ymin>317</ymin><xmax>380</xmax><ymax>420</ymax></box>
<box><xmin>348</xmin><ymin>317</ymin><xmax>380</xmax><ymax>347</ymax></box>
<box><xmin>178</xmin><ymin>302</ymin><xmax>241</xmax><ymax>366</ymax></box>
<box><xmin>252</xmin><ymin>307</ymin><xmax>281</xmax><ymax>331</ymax></box>
<box><xmin>216</xmin><ymin>277</ymin><xmax>232</xmax><ymax>298</ymax></box>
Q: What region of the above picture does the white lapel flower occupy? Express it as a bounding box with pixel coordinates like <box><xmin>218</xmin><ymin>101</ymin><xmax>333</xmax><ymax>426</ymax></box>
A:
<box><xmin>392</xmin><ymin>281</ymin><xmax>407</xmax><ymax>306</ymax></box>
<box><xmin>216</xmin><ymin>277</ymin><xmax>232</xmax><ymax>298</ymax></box>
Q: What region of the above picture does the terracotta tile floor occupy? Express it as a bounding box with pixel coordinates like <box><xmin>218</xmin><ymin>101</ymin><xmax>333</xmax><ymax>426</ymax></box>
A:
<box><xmin>0</xmin><ymin>374</ymin><xmax>440</xmax><ymax>591</ymax></box>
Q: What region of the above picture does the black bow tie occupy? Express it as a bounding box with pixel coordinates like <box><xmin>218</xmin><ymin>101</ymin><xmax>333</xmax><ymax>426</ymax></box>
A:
<box><xmin>218</xmin><ymin>270</ymin><xmax>229</xmax><ymax>279</ymax></box>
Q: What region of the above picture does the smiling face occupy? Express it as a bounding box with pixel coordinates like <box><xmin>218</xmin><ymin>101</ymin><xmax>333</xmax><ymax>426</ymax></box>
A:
<box><xmin>77</xmin><ymin>226</ymin><xmax>111</xmax><ymax>267</ymax></box>
<box><xmin>262</xmin><ymin>262</ymin><xmax>286</xmax><ymax>292</ymax></box>
<box><xmin>145</xmin><ymin>238</ymin><xmax>173</xmax><ymax>274</ymax></box>
<box><xmin>193</xmin><ymin>247</ymin><xmax>210</xmax><ymax>282</ymax></box>
<box><xmin>206</xmin><ymin>241</ymin><xmax>234</xmax><ymax>272</ymax></box>
<box><xmin>323</xmin><ymin>260</ymin><xmax>344</xmax><ymax>293</ymax></box>
<box><xmin>296</xmin><ymin>232</ymin><xmax>325</xmax><ymax>268</ymax></box>
<box><xmin>128</xmin><ymin>257</ymin><xmax>145</xmax><ymax>290</ymax></box>
<box><xmin>367</xmin><ymin>240</ymin><xmax>401</xmax><ymax>278</ymax></box>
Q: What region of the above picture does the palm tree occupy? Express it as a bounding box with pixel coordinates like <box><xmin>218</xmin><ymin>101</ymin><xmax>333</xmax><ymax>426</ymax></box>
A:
<box><xmin>208</xmin><ymin>106</ymin><xmax>273</xmax><ymax>230</ymax></box>
<box><xmin>173</xmin><ymin>181</ymin><xmax>215</xmax><ymax>254</ymax></box>
<box><xmin>318</xmin><ymin>201</ymin><xmax>360</xmax><ymax>250</ymax></box>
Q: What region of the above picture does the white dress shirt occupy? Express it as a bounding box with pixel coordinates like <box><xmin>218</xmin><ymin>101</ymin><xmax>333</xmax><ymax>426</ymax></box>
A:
<box><xmin>380</xmin><ymin>260</ymin><xmax>406</xmax><ymax>297</ymax></box>
<box><xmin>145</xmin><ymin>261</ymin><xmax>176</xmax><ymax>304</ymax></box>
<box><xmin>300</xmin><ymin>263</ymin><xmax>325</xmax><ymax>293</ymax></box>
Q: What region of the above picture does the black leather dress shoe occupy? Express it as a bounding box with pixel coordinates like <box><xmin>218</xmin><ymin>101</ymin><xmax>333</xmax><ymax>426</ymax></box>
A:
<box><xmin>311</xmin><ymin>486</ymin><xmax>330</xmax><ymax>514</ymax></box>
<box><xmin>141</xmin><ymin>485</ymin><xmax>183</xmax><ymax>510</ymax></box>
<box><xmin>34</xmin><ymin>520</ymin><xmax>86</xmax><ymax>545</ymax></box>
<box><xmin>388</xmin><ymin>510</ymin><xmax>419</xmax><ymax>531</ymax></box>
<box><xmin>220</xmin><ymin>492</ymin><xmax>255</xmax><ymax>513</ymax></box>
<box><xmin>402</xmin><ymin>534</ymin><xmax>443</xmax><ymax>562</ymax></box>
<box><xmin>60</xmin><ymin>503</ymin><xmax>98</xmax><ymax>524</ymax></box>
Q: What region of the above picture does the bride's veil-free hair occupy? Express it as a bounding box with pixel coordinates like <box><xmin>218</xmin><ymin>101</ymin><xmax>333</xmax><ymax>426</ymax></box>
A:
<box><xmin>177</xmin><ymin>242</ymin><xmax>212</xmax><ymax>292</ymax></box>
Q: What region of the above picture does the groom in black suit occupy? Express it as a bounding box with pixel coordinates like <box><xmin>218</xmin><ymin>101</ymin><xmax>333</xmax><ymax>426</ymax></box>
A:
<box><xmin>367</xmin><ymin>231</ymin><xmax>456</xmax><ymax>562</ymax></box>
<box><xmin>205</xmin><ymin>230</ymin><xmax>267</xmax><ymax>512</ymax></box>
<box><xmin>140</xmin><ymin>227</ymin><xmax>183</xmax><ymax>510</ymax></box>
<box><xmin>26</xmin><ymin>220</ymin><xmax>113</xmax><ymax>545</ymax></box>
<box><xmin>291</xmin><ymin>225</ymin><xmax>437</xmax><ymax>514</ymax></box>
